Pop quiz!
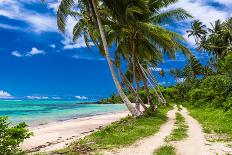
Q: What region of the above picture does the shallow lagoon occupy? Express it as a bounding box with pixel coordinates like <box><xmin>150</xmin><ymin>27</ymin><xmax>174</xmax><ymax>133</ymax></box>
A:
<box><xmin>0</xmin><ymin>100</ymin><xmax>126</xmax><ymax>126</ymax></box>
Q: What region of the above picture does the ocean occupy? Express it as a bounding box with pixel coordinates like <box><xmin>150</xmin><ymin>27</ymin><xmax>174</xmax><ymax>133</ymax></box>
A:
<box><xmin>0</xmin><ymin>100</ymin><xmax>127</xmax><ymax>126</ymax></box>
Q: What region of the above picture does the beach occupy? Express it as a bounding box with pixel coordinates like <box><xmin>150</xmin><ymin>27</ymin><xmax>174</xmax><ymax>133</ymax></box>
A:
<box><xmin>22</xmin><ymin>111</ymin><xmax>129</xmax><ymax>152</ymax></box>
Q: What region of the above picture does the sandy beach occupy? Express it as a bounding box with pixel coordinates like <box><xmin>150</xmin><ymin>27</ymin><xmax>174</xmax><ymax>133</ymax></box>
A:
<box><xmin>22</xmin><ymin>111</ymin><xmax>129</xmax><ymax>153</ymax></box>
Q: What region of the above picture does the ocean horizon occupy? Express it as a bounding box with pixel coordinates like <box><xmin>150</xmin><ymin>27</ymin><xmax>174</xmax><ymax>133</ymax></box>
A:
<box><xmin>0</xmin><ymin>100</ymin><xmax>127</xmax><ymax>126</ymax></box>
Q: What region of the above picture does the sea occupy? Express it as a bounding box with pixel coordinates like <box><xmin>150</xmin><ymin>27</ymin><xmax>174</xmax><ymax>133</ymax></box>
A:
<box><xmin>0</xmin><ymin>100</ymin><xmax>127</xmax><ymax>126</ymax></box>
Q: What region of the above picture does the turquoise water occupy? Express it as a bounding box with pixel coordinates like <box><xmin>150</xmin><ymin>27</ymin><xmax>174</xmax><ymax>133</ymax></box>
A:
<box><xmin>0</xmin><ymin>100</ymin><xmax>126</xmax><ymax>126</ymax></box>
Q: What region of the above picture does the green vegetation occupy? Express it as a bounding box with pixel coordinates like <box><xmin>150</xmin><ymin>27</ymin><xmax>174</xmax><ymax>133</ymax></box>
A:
<box><xmin>54</xmin><ymin>106</ymin><xmax>172</xmax><ymax>155</ymax></box>
<box><xmin>0</xmin><ymin>117</ymin><xmax>32</xmax><ymax>155</ymax></box>
<box><xmin>99</xmin><ymin>92</ymin><xmax>122</xmax><ymax>104</ymax></box>
<box><xmin>159</xmin><ymin>17</ymin><xmax>232</xmax><ymax>142</ymax></box>
<box><xmin>56</xmin><ymin>0</ymin><xmax>191</xmax><ymax>116</ymax></box>
<box><xmin>188</xmin><ymin>108</ymin><xmax>232</xmax><ymax>141</ymax></box>
<box><xmin>153</xmin><ymin>145</ymin><xmax>176</xmax><ymax>155</ymax></box>
<box><xmin>165</xmin><ymin>112</ymin><xmax>188</xmax><ymax>142</ymax></box>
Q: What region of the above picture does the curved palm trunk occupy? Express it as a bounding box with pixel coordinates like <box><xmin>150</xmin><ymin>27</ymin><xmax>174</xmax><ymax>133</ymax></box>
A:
<box><xmin>139</xmin><ymin>64</ymin><xmax>162</xmax><ymax>105</ymax></box>
<box><xmin>147</xmin><ymin>68</ymin><xmax>167</xmax><ymax>105</ymax></box>
<box><xmin>132</xmin><ymin>42</ymin><xmax>140</xmax><ymax>111</ymax></box>
<box><xmin>135</xmin><ymin>77</ymin><xmax>141</xmax><ymax>111</ymax></box>
<box><xmin>135</xmin><ymin>61</ymin><xmax>155</xmax><ymax>110</ymax></box>
<box><xmin>91</xmin><ymin>0</ymin><xmax>141</xmax><ymax>117</ymax></box>
<box><xmin>118</xmin><ymin>68</ymin><xmax>147</xmax><ymax>111</ymax></box>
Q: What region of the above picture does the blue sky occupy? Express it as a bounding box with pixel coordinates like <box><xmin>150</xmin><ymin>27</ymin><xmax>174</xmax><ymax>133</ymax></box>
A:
<box><xmin>0</xmin><ymin>0</ymin><xmax>231</xmax><ymax>100</ymax></box>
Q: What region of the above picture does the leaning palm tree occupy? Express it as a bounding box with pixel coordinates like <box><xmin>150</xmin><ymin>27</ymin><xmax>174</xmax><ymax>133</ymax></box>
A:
<box><xmin>106</xmin><ymin>0</ymin><xmax>192</xmax><ymax>109</ymax></box>
<box><xmin>57</xmin><ymin>0</ymin><xmax>141</xmax><ymax>116</ymax></box>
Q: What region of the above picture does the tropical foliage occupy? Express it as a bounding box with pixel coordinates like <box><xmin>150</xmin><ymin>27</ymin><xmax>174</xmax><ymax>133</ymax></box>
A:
<box><xmin>0</xmin><ymin>117</ymin><xmax>32</xmax><ymax>155</ymax></box>
<box><xmin>56</xmin><ymin>0</ymin><xmax>191</xmax><ymax>116</ymax></box>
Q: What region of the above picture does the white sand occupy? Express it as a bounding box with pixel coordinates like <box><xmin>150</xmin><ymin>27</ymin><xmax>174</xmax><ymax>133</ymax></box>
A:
<box><xmin>104</xmin><ymin>107</ymin><xmax>178</xmax><ymax>155</ymax></box>
<box><xmin>22</xmin><ymin>111</ymin><xmax>129</xmax><ymax>152</ymax></box>
<box><xmin>174</xmin><ymin>106</ymin><xmax>232</xmax><ymax>155</ymax></box>
<box><xmin>173</xmin><ymin>107</ymin><xmax>211</xmax><ymax>155</ymax></box>
<box><xmin>22</xmin><ymin>105</ymin><xmax>232</xmax><ymax>154</ymax></box>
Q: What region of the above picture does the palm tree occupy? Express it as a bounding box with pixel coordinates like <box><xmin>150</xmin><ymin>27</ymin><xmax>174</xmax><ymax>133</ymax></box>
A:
<box><xmin>56</xmin><ymin>0</ymin><xmax>192</xmax><ymax>113</ymax></box>
<box><xmin>188</xmin><ymin>18</ymin><xmax>232</xmax><ymax>61</ymax></box>
<box><xmin>160</xmin><ymin>69</ymin><xmax>165</xmax><ymax>77</ymax></box>
<box><xmin>170</xmin><ymin>68</ymin><xmax>183</xmax><ymax>83</ymax></box>
<box><xmin>187</xmin><ymin>20</ymin><xmax>207</xmax><ymax>44</ymax></box>
<box><xmin>183</xmin><ymin>56</ymin><xmax>204</xmax><ymax>79</ymax></box>
<box><xmin>57</xmin><ymin>0</ymin><xmax>141</xmax><ymax>116</ymax></box>
<box><xmin>107</xmin><ymin>0</ymin><xmax>192</xmax><ymax>109</ymax></box>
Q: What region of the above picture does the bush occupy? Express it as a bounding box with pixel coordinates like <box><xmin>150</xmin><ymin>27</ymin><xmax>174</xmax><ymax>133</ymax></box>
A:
<box><xmin>0</xmin><ymin>117</ymin><xmax>32</xmax><ymax>155</ymax></box>
<box><xmin>223</xmin><ymin>97</ymin><xmax>232</xmax><ymax>111</ymax></box>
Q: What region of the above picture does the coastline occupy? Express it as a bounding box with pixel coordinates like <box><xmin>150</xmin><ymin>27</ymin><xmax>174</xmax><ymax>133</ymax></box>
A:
<box><xmin>22</xmin><ymin>110</ymin><xmax>129</xmax><ymax>153</ymax></box>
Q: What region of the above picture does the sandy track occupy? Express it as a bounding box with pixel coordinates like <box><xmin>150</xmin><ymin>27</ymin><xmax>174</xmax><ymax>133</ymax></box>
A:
<box><xmin>174</xmin><ymin>106</ymin><xmax>232</xmax><ymax>155</ymax></box>
<box><xmin>173</xmin><ymin>107</ymin><xmax>210</xmax><ymax>155</ymax></box>
<box><xmin>104</xmin><ymin>107</ymin><xmax>177</xmax><ymax>155</ymax></box>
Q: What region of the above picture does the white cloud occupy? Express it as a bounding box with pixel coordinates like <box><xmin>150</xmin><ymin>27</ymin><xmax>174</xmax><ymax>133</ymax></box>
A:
<box><xmin>72</xmin><ymin>55</ymin><xmax>106</xmax><ymax>61</ymax></box>
<box><xmin>214</xmin><ymin>0</ymin><xmax>232</xmax><ymax>5</ymax></box>
<box><xmin>166</xmin><ymin>0</ymin><xmax>230</xmax><ymax>26</ymax></box>
<box><xmin>165</xmin><ymin>0</ymin><xmax>232</xmax><ymax>47</ymax></box>
<box><xmin>47</xmin><ymin>0</ymin><xmax>61</xmax><ymax>12</ymax></box>
<box><xmin>26</xmin><ymin>48</ymin><xmax>45</xmax><ymax>56</ymax></box>
<box><xmin>11</xmin><ymin>51</ymin><xmax>23</xmax><ymax>57</ymax></box>
<box><xmin>64</xmin><ymin>42</ymin><xmax>92</xmax><ymax>49</ymax></box>
<box><xmin>75</xmin><ymin>96</ymin><xmax>88</xmax><ymax>100</ymax></box>
<box><xmin>158</xmin><ymin>81</ymin><xmax>171</xmax><ymax>85</ymax></box>
<box><xmin>49</xmin><ymin>44</ymin><xmax>56</xmax><ymax>48</ymax></box>
<box><xmin>0</xmin><ymin>0</ymin><xmax>57</xmax><ymax>33</ymax></box>
<box><xmin>27</xmin><ymin>96</ymin><xmax>49</xmax><ymax>100</ymax></box>
<box><xmin>176</xmin><ymin>78</ymin><xmax>185</xmax><ymax>83</ymax></box>
<box><xmin>51</xmin><ymin>96</ymin><xmax>61</xmax><ymax>100</ymax></box>
<box><xmin>11</xmin><ymin>48</ymin><xmax>45</xmax><ymax>58</ymax></box>
<box><xmin>0</xmin><ymin>23</ymin><xmax>21</xmax><ymax>30</ymax></box>
<box><xmin>0</xmin><ymin>90</ymin><xmax>13</xmax><ymax>99</ymax></box>
<box><xmin>149</xmin><ymin>67</ymin><xmax>168</xmax><ymax>72</ymax></box>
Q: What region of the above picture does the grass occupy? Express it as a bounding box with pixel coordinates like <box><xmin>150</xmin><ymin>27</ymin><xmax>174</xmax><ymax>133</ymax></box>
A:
<box><xmin>165</xmin><ymin>112</ymin><xmax>188</xmax><ymax>142</ymax></box>
<box><xmin>153</xmin><ymin>145</ymin><xmax>176</xmax><ymax>155</ymax></box>
<box><xmin>54</xmin><ymin>106</ymin><xmax>173</xmax><ymax>155</ymax></box>
<box><xmin>187</xmin><ymin>107</ymin><xmax>232</xmax><ymax>141</ymax></box>
<box><xmin>176</xmin><ymin>105</ymin><xmax>182</xmax><ymax>111</ymax></box>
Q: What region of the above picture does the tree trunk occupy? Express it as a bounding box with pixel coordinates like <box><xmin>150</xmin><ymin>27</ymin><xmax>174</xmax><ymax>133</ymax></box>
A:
<box><xmin>91</xmin><ymin>0</ymin><xmax>141</xmax><ymax>117</ymax></box>
<box><xmin>132</xmin><ymin>41</ymin><xmax>140</xmax><ymax>111</ymax></box>
<box><xmin>135</xmin><ymin>77</ymin><xmax>141</xmax><ymax>111</ymax></box>
<box><xmin>140</xmin><ymin>65</ymin><xmax>162</xmax><ymax>106</ymax></box>
<box><xmin>147</xmin><ymin>68</ymin><xmax>167</xmax><ymax>105</ymax></box>
<box><xmin>118</xmin><ymin>68</ymin><xmax>147</xmax><ymax>111</ymax></box>
<box><xmin>135</xmin><ymin>60</ymin><xmax>155</xmax><ymax>110</ymax></box>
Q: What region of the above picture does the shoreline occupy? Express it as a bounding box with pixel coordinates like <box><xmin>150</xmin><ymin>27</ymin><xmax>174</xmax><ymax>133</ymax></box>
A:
<box><xmin>28</xmin><ymin>108</ymin><xmax>126</xmax><ymax>129</ymax></box>
<box><xmin>22</xmin><ymin>110</ymin><xmax>129</xmax><ymax>153</ymax></box>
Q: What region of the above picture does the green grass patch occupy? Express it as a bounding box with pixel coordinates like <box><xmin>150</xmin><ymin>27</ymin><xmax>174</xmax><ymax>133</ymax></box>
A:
<box><xmin>153</xmin><ymin>145</ymin><xmax>176</xmax><ymax>155</ymax></box>
<box><xmin>165</xmin><ymin>112</ymin><xmax>188</xmax><ymax>142</ymax></box>
<box><xmin>177</xmin><ymin>105</ymin><xmax>182</xmax><ymax>111</ymax></box>
<box><xmin>187</xmin><ymin>107</ymin><xmax>232</xmax><ymax>141</ymax></box>
<box><xmin>54</xmin><ymin>106</ymin><xmax>172</xmax><ymax>155</ymax></box>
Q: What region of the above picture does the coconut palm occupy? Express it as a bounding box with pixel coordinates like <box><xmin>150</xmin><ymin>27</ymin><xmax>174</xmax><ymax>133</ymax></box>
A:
<box><xmin>106</xmin><ymin>0</ymin><xmax>192</xmax><ymax>109</ymax></box>
<box><xmin>187</xmin><ymin>20</ymin><xmax>207</xmax><ymax>45</ymax></box>
<box><xmin>160</xmin><ymin>69</ymin><xmax>165</xmax><ymax>77</ymax></box>
<box><xmin>57</xmin><ymin>0</ymin><xmax>141</xmax><ymax>116</ymax></box>
<box><xmin>187</xmin><ymin>18</ymin><xmax>232</xmax><ymax>61</ymax></box>
<box><xmin>182</xmin><ymin>56</ymin><xmax>204</xmax><ymax>79</ymax></box>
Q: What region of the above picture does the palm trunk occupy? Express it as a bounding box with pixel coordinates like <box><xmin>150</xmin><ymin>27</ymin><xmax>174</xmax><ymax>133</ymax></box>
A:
<box><xmin>118</xmin><ymin>68</ymin><xmax>147</xmax><ymax>111</ymax></box>
<box><xmin>147</xmin><ymin>68</ymin><xmax>167</xmax><ymax>105</ymax></box>
<box><xmin>132</xmin><ymin>41</ymin><xmax>140</xmax><ymax>111</ymax></box>
<box><xmin>135</xmin><ymin>77</ymin><xmax>141</xmax><ymax>111</ymax></box>
<box><xmin>135</xmin><ymin>61</ymin><xmax>155</xmax><ymax>110</ymax></box>
<box><xmin>140</xmin><ymin>65</ymin><xmax>162</xmax><ymax>105</ymax></box>
<box><xmin>91</xmin><ymin>0</ymin><xmax>141</xmax><ymax>117</ymax></box>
